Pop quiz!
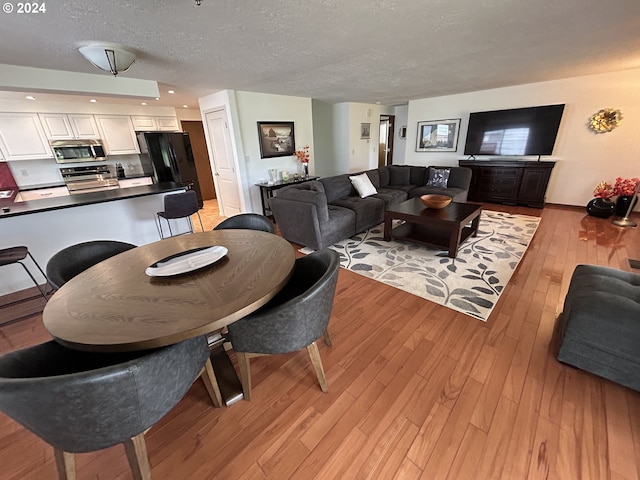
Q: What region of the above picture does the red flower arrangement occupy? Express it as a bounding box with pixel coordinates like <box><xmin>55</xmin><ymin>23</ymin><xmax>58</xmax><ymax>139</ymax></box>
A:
<box><xmin>613</xmin><ymin>177</ymin><xmax>639</xmax><ymax>197</ymax></box>
<box><xmin>294</xmin><ymin>145</ymin><xmax>310</xmax><ymax>164</ymax></box>
<box><xmin>593</xmin><ymin>181</ymin><xmax>614</xmax><ymax>199</ymax></box>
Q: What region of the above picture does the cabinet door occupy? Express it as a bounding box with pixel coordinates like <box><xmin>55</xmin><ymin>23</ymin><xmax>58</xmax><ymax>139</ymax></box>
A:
<box><xmin>95</xmin><ymin>115</ymin><xmax>140</xmax><ymax>155</ymax></box>
<box><xmin>157</xmin><ymin>117</ymin><xmax>180</xmax><ymax>131</ymax></box>
<box><xmin>518</xmin><ymin>168</ymin><xmax>552</xmax><ymax>207</ymax></box>
<box><xmin>69</xmin><ymin>115</ymin><xmax>100</xmax><ymax>138</ymax></box>
<box><xmin>0</xmin><ymin>113</ymin><xmax>54</xmax><ymax>160</ymax></box>
<box><xmin>39</xmin><ymin>113</ymin><xmax>74</xmax><ymax>140</ymax></box>
<box><xmin>131</xmin><ymin>116</ymin><xmax>158</xmax><ymax>131</ymax></box>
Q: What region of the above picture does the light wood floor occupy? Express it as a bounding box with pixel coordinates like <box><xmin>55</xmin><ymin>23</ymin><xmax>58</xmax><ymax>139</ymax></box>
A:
<box><xmin>1</xmin><ymin>202</ymin><xmax>639</xmax><ymax>480</ymax></box>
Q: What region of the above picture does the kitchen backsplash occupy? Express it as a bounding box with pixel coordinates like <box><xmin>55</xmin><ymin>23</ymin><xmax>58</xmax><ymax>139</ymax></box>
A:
<box><xmin>6</xmin><ymin>154</ymin><xmax>145</xmax><ymax>188</ymax></box>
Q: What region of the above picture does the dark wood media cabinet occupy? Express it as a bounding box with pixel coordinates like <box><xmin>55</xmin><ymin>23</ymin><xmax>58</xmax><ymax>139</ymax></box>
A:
<box><xmin>459</xmin><ymin>159</ymin><xmax>556</xmax><ymax>208</ymax></box>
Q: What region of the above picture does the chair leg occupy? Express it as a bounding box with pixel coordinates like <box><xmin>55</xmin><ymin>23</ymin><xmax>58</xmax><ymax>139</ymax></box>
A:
<box><xmin>53</xmin><ymin>448</ymin><xmax>76</xmax><ymax>480</ymax></box>
<box><xmin>237</xmin><ymin>352</ymin><xmax>252</xmax><ymax>401</ymax></box>
<box><xmin>196</xmin><ymin>211</ymin><xmax>205</xmax><ymax>232</ymax></box>
<box><xmin>199</xmin><ymin>359</ymin><xmax>223</xmax><ymax>407</ymax></box>
<box><xmin>123</xmin><ymin>433</ymin><xmax>151</xmax><ymax>480</ymax></box>
<box><xmin>307</xmin><ymin>341</ymin><xmax>328</xmax><ymax>392</ymax></box>
<box><xmin>323</xmin><ymin>329</ymin><xmax>332</xmax><ymax>347</ymax></box>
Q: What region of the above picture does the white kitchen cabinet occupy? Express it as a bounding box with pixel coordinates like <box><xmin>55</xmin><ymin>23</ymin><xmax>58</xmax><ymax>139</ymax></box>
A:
<box><xmin>15</xmin><ymin>186</ymin><xmax>70</xmax><ymax>202</ymax></box>
<box><xmin>95</xmin><ymin>115</ymin><xmax>140</xmax><ymax>155</ymax></box>
<box><xmin>131</xmin><ymin>116</ymin><xmax>158</xmax><ymax>131</ymax></box>
<box><xmin>157</xmin><ymin>117</ymin><xmax>180</xmax><ymax>131</ymax></box>
<box><xmin>39</xmin><ymin>113</ymin><xmax>101</xmax><ymax>140</ymax></box>
<box><xmin>0</xmin><ymin>113</ymin><xmax>54</xmax><ymax>160</ymax></box>
<box><xmin>131</xmin><ymin>116</ymin><xmax>180</xmax><ymax>132</ymax></box>
<box><xmin>118</xmin><ymin>177</ymin><xmax>154</xmax><ymax>188</ymax></box>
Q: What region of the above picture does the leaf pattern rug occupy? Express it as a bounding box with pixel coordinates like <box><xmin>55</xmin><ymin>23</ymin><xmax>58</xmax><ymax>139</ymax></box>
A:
<box><xmin>301</xmin><ymin>211</ymin><xmax>541</xmax><ymax>321</ymax></box>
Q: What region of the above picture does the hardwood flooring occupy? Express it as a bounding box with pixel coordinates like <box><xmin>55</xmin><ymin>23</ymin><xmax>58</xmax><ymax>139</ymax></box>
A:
<box><xmin>1</xmin><ymin>202</ymin><xmax>639</xmax><ymax>479</ymax></box>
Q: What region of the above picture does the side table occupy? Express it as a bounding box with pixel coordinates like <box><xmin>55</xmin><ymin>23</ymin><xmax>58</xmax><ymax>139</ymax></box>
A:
<box><xmin>255</xmin><ymin>176</ymin><xmax>320</xmax><ymax>219</ymax></box>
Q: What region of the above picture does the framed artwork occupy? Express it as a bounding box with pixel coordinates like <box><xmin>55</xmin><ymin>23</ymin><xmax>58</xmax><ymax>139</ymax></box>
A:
<box><xmin>360</xmin><ymin>123</ymin><xmax>371</xmax><ymax>140</ymax></box>
<box><xmin>416</xmin><ymin>118</ymin><xmax>461</xmax><ymax>152</ymax></box>
<box><xmin>257</xmin><ymin>122</ymin><xmax>295</xmax><ymax>158</ymax></box>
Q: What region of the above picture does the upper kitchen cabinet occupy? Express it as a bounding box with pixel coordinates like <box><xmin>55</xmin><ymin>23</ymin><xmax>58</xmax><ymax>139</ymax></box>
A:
<box><xmin>39</xmin><ymin>114</ymin><xmax>101</xmax><ymax>140</ymax></box>
<box><xmin>0</xmin><ymin>113</ymin><xmax>54</xmax><ymax>161</ymax></box>
<box><xmin>95</xmin><ymin>115</ymin><xmax>140</xmax><ymax>155</ymax></box>
<box><xmin>131</xmin><ymin>116</ymin><xmax>180</xmax><ymax>132</ymax></box>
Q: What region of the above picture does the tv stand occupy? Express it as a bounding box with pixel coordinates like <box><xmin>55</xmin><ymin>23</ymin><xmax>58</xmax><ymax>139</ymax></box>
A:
<box><xmin>459</xmin><ymin>159</ymin><xmax>555</xmax><ymax>208</ymax></box>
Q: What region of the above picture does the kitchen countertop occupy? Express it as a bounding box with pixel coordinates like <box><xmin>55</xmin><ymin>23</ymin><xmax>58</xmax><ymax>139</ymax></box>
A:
<box><xmin>0</xmin><ymin>182</ymin><xmax>186</xmax><ymax>219</ymax></box>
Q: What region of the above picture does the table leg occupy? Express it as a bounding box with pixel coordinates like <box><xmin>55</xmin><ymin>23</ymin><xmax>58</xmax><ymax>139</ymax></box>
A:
<box><xmin>209</xmin><ymin>344</ymin><xmax>244</xmax><ymax>406</ymax></box>
<box><xmin>448</xmin><ymin>225</ymin><xmax>463</xmax><ymax>258</ymax></box>
<box><xmin>384</xmin><ymin>213</ymin><xmax>393</xmax><ymax>241</ymax></box>
<box><xmin>471</xmin><ymin>213</ymin><xmax>481</xmax><ymax>237</ymax></box>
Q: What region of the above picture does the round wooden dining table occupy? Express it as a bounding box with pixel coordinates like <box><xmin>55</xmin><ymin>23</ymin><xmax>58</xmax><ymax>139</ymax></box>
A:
<box><xmin>42</xmin><ymin>230</ymin><xmax>296</xmax><ymax>353</ymax></box>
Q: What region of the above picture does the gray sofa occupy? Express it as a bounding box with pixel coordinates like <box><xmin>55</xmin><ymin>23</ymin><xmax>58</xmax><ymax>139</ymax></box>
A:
<box><xmin>269</xmin><ymin>165</ymin><xmax>472</xmax><ymax>250</ymax></box>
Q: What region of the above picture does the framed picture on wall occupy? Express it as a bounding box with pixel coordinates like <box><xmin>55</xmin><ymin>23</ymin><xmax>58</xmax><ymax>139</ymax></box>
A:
<box><xmin>361</xmin><ymin>123</ymin><xmax>371</xmax><ymax>140</ymax></box>
<box><xmin>257</xmin><ymin>121</ymin><xmax>295</xmax><ymax>158</ymax></box>
<box><xmin>416</xmin><ymin>118</ymin><xmax>461</xmax><ymax>152</ymax></box>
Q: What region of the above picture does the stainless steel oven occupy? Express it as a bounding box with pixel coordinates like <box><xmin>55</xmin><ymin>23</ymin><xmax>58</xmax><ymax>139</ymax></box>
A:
<box><xmin>51</xmin><ymin>139</ymin><xmax>107</xmax><ymax>163</ymax></box>
<box><xmin>60</xmin><ymin>165</ymin><xmax>120</xmax><ymax>193</ymax></box>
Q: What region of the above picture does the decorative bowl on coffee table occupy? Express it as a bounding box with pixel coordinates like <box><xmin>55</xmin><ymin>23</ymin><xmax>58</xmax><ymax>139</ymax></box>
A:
<box><xmin>420</xmin><ymin>194</ymin><xmax>452</xmax><ymax>209</ymax></box>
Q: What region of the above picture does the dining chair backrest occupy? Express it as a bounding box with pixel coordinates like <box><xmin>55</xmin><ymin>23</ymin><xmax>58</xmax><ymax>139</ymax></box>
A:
<box><xmin>46</xmin><ymin>240</ymin><xmax>136</xmax><ymax>289</ymax></box>
<box><xmin>161</xmin><ymin>190</ymin><xmax>199</xmax><ymax>220</ymax></box>
<box><xmin>213</xmin><ymin>213</ymin><xmax>275</xmax><ymax>234</ymax></box>
<box><xmin>0</xmin><ymin>335</ymin><xmax>212</xmax><ymax>479</ymax></box>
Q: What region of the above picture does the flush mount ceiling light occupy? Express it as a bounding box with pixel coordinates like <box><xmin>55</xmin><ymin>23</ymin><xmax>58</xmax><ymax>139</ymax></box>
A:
<box><xmin>78</xmin><ymin>43</ymin><xmax>136</xmax><ymax>76</ymax></box>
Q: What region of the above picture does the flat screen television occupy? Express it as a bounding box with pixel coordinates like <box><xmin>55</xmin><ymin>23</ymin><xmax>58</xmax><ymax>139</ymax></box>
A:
<box><xmin>463</xmin><ymin>104</ymin><xmax>565</xmax><ymax>157</ymax></box>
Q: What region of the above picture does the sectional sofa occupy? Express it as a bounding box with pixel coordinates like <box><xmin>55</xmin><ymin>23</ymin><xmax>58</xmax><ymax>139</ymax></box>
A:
<box><xmin>269</xmin><ymin>165</ymin><xmax>472</xmax><ymax>250</ymax></box>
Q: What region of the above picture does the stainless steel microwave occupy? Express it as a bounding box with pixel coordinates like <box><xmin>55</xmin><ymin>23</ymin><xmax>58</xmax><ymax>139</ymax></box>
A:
<box><xmin>51</xmin><ymin>139</ymin><xmax>107</xmax><ymax>163</ymax></box>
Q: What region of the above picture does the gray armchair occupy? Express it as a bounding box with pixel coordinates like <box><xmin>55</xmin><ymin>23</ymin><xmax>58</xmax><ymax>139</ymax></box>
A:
<box><xmin>46</xmin><ymin>240</ymin><xmax>137</xmax><ymax>289</ymax></box>
<box><xmin>213</xmin><ymin>213</ymin><xmax>275</xmax><ymax>233</ymax></box>
<box><xmin>226</xmin><ymin>249</ymin><xmax>340</xmax><ymax>400</ymax></box>
<box><xmin>0</xmin><ymin>335</ymin><xmax>219</xmax><ymax>480</ymax></box>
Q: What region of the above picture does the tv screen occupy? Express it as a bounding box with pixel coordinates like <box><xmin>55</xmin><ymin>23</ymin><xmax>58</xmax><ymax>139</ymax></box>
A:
<box><xmin>463</xmin><ymin>104</ymin><xmax>565</xmax><ymax>157</ymax></box>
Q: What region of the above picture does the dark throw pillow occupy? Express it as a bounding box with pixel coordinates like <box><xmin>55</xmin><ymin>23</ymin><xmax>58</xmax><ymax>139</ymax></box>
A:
<box><xmin>426</xmin><ymin>168</ymin><xmax>451</xmax><ymax>187</ymax></box>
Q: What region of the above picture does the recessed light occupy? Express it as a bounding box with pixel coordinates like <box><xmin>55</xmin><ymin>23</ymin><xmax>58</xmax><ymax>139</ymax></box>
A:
<box><xmin>89</xmin><ymin>99</ymin><xmax>97</xmax><ymax>103</ymax></box>
<box><xmin>155</xmin><ymin>97</ymin><xmax>160</xmax><ymax>100</ymax></box>
<box><xmin>141</xmin><ymin>102</ymin><xmax>147</xmax><ymax>106</ymax></box>
<box><xmin>168</xmin><ymin>90</ymin><xmax>175</xmax><ymax>94</ymax></box>
<box><xmin>25</xmin><ymin>95</ymin><xmax>35</xmax><ymax>100</ymax></box>
<box><xmin>182</xmin><ymin>105</ymin><xmax>188</xmax><ymax>108</ymax></box>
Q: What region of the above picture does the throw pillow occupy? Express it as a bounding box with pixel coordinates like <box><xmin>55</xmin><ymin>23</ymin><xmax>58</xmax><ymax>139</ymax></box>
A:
<box><xmin>426</xmin><ymin>168</ymin><xmax>451</xmax><ymax>187</ymax></box>
<box><xmin>349</xmin><ymin>173</ymin><xmax>377</xmax><ymax>198</ymax></box>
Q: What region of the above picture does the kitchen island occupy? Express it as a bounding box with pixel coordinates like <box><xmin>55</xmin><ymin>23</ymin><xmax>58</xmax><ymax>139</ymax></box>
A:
<box><xmin>0</xmin><ymin>182</ymin><xmax>188</xmax><ymax>295</ymax></box>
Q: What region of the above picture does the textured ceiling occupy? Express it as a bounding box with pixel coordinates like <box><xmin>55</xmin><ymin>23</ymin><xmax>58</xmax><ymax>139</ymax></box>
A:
<box><xmin>1</xmin><ymin>0</ymin><xmax>639</xmax><ymax>108</ymax></box>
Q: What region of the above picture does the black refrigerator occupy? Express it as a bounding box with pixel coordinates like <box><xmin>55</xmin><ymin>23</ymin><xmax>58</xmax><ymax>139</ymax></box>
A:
<box><xmin>137</xmin><ymin>132</ymin><xmax>203</xmax><ymax>208</ymax></box>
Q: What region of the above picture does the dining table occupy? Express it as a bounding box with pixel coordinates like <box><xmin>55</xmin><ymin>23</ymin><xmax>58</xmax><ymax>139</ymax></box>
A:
<box><xmin>42</xmin><ymin>229</ymin><xmax>296</xmax><ymax>405</ymax></box>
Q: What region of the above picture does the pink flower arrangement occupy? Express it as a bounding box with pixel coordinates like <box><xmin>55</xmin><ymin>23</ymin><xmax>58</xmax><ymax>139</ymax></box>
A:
<box><xmin>612</xmin><ymin>177</ymin><xmax>639</xmax><ymax>197</ymax></box>
<box><xmin>593</xmin><ymin>177</ymin><xmax>639</xmax><ymax>199</ymax></box>
<box><xmin>294</xmin><ymin>145</ymin><xmax>310</xmax><ymax>164</ymax></box>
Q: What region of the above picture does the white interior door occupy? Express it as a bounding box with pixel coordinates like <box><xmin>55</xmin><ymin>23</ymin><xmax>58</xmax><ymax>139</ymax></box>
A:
<box><xmin>204</xmin><ymin>108</ymin><xmax>241</xmax><ymax>216</ymax></box>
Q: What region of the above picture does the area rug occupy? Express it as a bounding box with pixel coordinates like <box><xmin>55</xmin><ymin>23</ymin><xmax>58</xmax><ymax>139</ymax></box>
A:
<box><xmin>300</xmin><ymin>211</ymin><xmax>541</xmax><ymax>321</ymax></box>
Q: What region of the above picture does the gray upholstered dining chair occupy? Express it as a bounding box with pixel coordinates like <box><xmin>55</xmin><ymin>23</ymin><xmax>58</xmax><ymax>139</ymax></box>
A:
<box><xmin>213</xmin><ymin>213</ymin><xmax>275</xmax><ymax>233</ymax></box>
<box><xmin>46</xmin><ymin>240</ymin><xmax>137</xmax><ymax>289</ymax></box>
<box><xmin>0</xmin><ymin>335</ymin><xmax>221</xmax><ymax>480</ymax></box>
<box><xmin>157</xmin><ymin>190</ymin><xmax>204</xmax><ymax>238</ymax></box>
<box><xmin>225</xmin><ymin>249</ymin><xmax>340</xmax><ymax>400</ymax></box>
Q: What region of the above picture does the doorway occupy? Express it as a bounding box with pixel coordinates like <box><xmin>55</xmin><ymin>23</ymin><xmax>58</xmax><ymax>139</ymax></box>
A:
<box><xmin>182</xmin><ymin>121</ymin><xmax>216</xmax><ymax>200</ymax></box>
<box><xmin>378</xmin><ymin>115</ymin><xmax>395</xmax><ymax>167</ymax></box>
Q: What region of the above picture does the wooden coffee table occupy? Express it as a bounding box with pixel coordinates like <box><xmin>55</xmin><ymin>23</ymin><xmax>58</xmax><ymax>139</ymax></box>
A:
<box><xmin>384</xmin><ymin>198</ymin><xmax>482</xmax><ymax>258</ymax></box>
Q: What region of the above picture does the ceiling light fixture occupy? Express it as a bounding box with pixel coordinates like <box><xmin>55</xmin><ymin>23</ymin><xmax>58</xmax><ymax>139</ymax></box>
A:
<box><xmin>25</xmin><ymin>95</ymin><xmax>35</xmax><ymax>100</ymax></box>
<box><xmin>168</xmin><ymin>90</ymin><xmax>175</xmax><ymax>94</ymax></box>
<box><xmin>78</xmin><ymin>43</ymin><xmax>136</xmax><ymax>77</ymax></box>
<box><xmin>195</xmin><ymin>0</ymin><xmax>202</xmax><ymax>5</ymax></box>
<box><xmin>89</xmin><ymin>99</ymin><xmax>97</xmax><ymax>103</ymax></box>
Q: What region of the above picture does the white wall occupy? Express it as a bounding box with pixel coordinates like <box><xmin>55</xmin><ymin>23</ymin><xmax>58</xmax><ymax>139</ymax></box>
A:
<box><xmin>311</xmin><ymin>100</ymin><xmax>335</xmax><ymax>178</ymax></box>
<box><xmin>403</xmin><ymin>68</ymin><xmax>640</xmax><ymax>208</ymax></box>
<box><xmin>392</xmin><ymin>105</ymin><xmax>408</xmax><ymax>165</ymax></box>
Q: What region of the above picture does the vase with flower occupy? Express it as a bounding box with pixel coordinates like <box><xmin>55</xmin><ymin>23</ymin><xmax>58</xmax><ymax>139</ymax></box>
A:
<box><xmin>586</xmin><ymin>181</ymin><xmax>615</xmax><ymax>218</ymax></box>
<box><xmin>294</xmin><ymin>145</ymin><xmax>310</xmax><ymax>177</ymax></box>
<box><xmin>612</xmin><ymin>177</ymin><xmax>639</xmax><ymax>217</ymax></box>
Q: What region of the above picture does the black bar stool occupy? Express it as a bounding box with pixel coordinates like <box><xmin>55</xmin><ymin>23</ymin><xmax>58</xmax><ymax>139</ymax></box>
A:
<box><xmin>0</xmin><ymin>246</ymin><xmax>55</xmax><ymax>324</ymax></box>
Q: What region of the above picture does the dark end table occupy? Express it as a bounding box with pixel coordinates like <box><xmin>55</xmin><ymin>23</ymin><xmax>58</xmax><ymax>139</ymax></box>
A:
<box><xmin>384</xmin><ymin>198</ymin><xmax>482</xmax><ymax>258</ymax></box>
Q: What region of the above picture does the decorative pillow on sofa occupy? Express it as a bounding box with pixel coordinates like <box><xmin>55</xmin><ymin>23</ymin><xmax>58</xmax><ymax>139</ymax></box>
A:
<box><xmin>426</xmin><ymin>168</ymin><xmax>451</xmax><ymax>187</ymax></box>
<box><xmin>349</xmin><ymin>173</ymin><xmax>377</xmax><ymax>198</ymax></box>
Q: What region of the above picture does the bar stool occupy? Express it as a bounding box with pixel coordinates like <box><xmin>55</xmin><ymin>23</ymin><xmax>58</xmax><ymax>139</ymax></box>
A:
<box><xmin>156</xmin><ymin>190</ymin><xmax>204</xmax><ymax>239</ymax></box>
<box><xmin>0</xmin><ymin>246</ymin><xmax>54</xmax><ymax>324</ymax></box>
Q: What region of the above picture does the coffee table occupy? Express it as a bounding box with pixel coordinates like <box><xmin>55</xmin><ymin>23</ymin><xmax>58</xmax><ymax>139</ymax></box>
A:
<box><xmin>384</xmin><ymin>198</ymin><xmax>482</xmax><ymax>258</ymax></box>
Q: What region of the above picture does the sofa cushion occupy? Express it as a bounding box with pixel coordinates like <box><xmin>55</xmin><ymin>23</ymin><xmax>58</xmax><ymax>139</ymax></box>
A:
<box><xmin>388</xmin><ymin>165</ymin><xmax>411</xmax><ymax>185</ymax></box>
<box><xmin>378</xmin><ymin>166</ymin><xmax>390</xmax><ymax>187</ymax></box>
<box><xmin>349</xmin><ymin>173</ymin><xmax>377</xmax><ymax>198</ymax></box>
<box><xmin>320</xmin><ymin>174</ymin><xmax>355</xmax><ymax>202</ymax></box>
<box><xmin>373</xmin><ymin>188</ymin><xmax>408</xmax><ymax>207</ymax></box>
<box><xmin>365</xmin><ymin>169</ymin><xmax>381</xmax><ymax>189</ymax></box>
<box><xmin>276</xmin><ymin>187</ymin><xmax>330</xmax><ymax>223</ymax></box>
<box><xmin>329</xmin><ymin>196</ymin><xmax>385</xmax><ymax>233</ymax></box>
<box><xmin>426</xmin><ymin>167</ymin><xmax>451</xmax><ymax>187</ymax></box>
